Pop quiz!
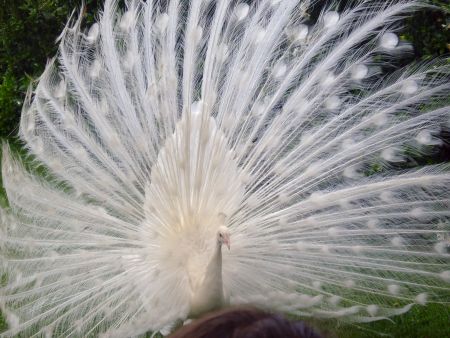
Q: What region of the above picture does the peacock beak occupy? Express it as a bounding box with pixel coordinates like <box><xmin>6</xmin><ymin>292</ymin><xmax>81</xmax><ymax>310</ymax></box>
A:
<box><xmin>224</xmin><ymin>235</ymin><xmax>230</xmax><ymax>250</ymax></box>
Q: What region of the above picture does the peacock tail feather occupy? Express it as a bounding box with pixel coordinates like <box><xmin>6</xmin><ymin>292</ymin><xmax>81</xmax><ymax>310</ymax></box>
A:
<box><xmin>0</xmin><ymin>0</ymin><xmax>449</xmax><ymax>336</ymax></box>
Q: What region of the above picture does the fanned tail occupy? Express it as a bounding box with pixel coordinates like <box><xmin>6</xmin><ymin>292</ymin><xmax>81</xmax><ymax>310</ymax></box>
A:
<box><xmin>0</xmin><ymin>0</ymin><xmax>449</xmax><ymax>336</ymax></box>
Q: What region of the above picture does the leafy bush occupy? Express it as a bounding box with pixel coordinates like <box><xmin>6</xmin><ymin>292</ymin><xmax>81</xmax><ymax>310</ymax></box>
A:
<box><xmin>0</xmin><ymin>0</ymin><xmax>101</xmax><ymax>138</ymax></box>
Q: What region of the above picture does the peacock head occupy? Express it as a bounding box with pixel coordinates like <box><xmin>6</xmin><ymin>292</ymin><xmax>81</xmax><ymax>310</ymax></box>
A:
<box><xmin>217</xmin><ymin>226</ymin><xmax>230</xmax><ymax>250</ymax></box>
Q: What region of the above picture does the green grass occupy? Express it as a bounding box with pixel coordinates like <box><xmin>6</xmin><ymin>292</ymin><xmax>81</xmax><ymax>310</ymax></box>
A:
<box><xmin>0</xmin><ymin>304</ymin><xmax>449</xmax><ymax>337</ymax></box>
<box><xmin>0</xmin><ymin>315</ymin><xmax>5</xmax><ymax>333</ymax></box>
<box><xmin>306</xmin><ymin>304</ymin><xmax>450</xmax><ymax>338</ymax></box>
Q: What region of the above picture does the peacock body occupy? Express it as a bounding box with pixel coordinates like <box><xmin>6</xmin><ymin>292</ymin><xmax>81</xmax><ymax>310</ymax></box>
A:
<box><xmin>0</xmin><ymin>0</ymin><xmax>449</xmax><ymax>336</ymax></box>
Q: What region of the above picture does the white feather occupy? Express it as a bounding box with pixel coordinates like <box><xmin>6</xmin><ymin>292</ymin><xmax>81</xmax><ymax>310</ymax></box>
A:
<box><xmin>1</xmin><ymin>0</ymin><xmax>449</xmax><ymax>337</ymax></box>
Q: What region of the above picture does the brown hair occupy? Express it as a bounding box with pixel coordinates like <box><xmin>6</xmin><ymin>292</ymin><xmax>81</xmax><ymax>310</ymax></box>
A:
<box><xmin>168</xmin><ymin>306</ymin><xmax>322</xmax><ymax>338</ymax></box>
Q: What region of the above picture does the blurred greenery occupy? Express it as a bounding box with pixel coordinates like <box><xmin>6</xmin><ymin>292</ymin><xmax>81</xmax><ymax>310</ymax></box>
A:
<box><xmin>0</xmin><ymin>0</ymin><xmax>101</xmax><ymax>138</ymax></box>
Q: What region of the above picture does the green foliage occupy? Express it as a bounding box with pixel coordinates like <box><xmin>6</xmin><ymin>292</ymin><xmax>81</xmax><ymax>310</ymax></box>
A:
<box><xmin>404</xmin><ymin>0</ymin><xmax>450</xmax><ymax>58</ymax></box>
<box><xmin>0</xmin><ymin>68</ymin><xmax>21</xmax><ymax>137</ymax></box>
<box><xmin>0</xmin><ymin>0</ymin><xmax>101</xmax><ymax>138</ymax></box>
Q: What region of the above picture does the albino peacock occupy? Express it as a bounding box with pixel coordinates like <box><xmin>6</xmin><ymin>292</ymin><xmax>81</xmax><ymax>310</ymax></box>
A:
<box><xmin>0</xmin><ymin>0</ymin><xmax>449</xmax><ymax>336</ymax></box>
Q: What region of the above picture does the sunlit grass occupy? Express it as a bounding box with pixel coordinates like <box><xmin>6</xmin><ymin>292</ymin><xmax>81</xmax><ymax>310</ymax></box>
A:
<box><xmin>307</xmin><ymin>303</ymin><xmax>450</xmax><ymax>337</ymax></box>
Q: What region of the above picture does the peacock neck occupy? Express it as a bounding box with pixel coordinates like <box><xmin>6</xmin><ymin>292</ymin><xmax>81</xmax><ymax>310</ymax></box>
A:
<box><xmin>188</xmin><ymin>239</ymin><xmax>225</xmax><ymax>318</ymax></box>
<box><xmin>209</xmin><ymin>240</ymin><xmax>223</xmax><ymax>285</ymax></box>
<box><xmin>201</xmin><ymin>240</ymin><xmax>224</xmax><ymax>301</ymax></box>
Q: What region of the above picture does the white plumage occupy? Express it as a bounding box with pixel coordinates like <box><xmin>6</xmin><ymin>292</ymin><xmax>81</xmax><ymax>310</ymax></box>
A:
<box><xmin>0</xmin><ymin>0</ymin><xmax>449</xmax><ymax>336</ymax></box>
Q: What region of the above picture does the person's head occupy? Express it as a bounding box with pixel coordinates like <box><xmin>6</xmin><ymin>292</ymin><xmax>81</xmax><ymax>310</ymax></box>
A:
<box><xmin>169</xmin><ymin>306</ymin><xmax>322</xmax><ymax>338</ymax></box>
